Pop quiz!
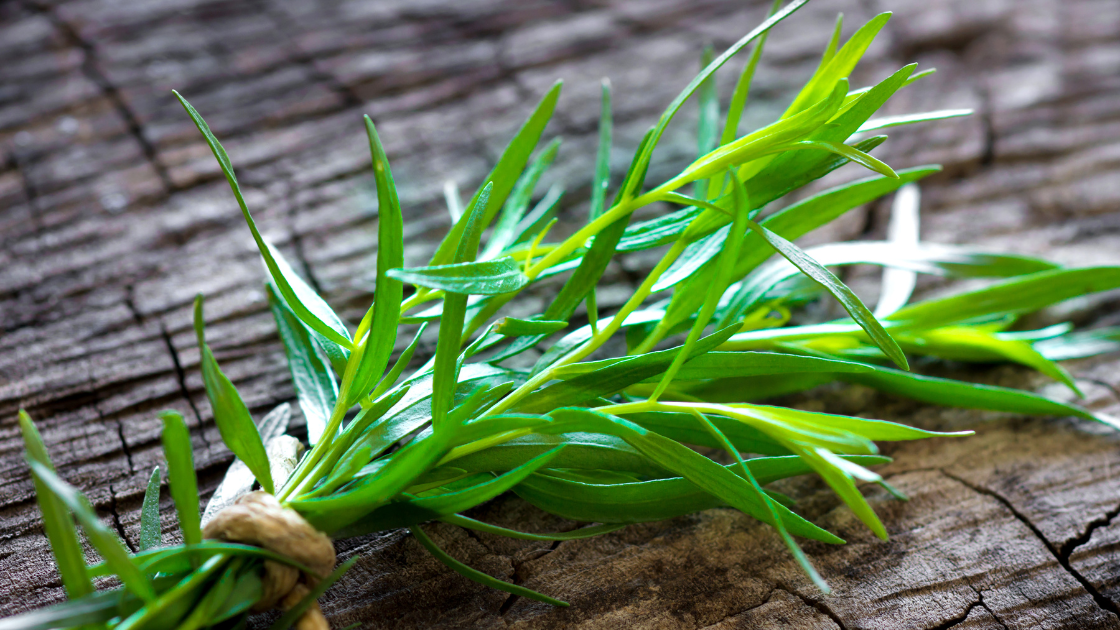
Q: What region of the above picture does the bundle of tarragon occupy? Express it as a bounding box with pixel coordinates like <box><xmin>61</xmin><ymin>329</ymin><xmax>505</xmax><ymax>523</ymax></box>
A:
<box><xmin>9</xmin><ymin>2</ymin><xmax>1120</xmax><ymax>628</ymax></box>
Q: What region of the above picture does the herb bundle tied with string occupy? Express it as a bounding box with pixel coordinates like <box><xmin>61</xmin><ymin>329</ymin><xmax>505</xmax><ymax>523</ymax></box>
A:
<box><xmin>10</xmin><ymin>2</ymin><xmax>1120</xmax><ymax>629</ymax></box>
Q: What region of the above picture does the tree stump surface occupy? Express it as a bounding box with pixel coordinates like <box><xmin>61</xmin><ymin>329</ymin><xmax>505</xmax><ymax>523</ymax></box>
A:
<box><xmin>2</xmin><ymin>0</ymin><xmax>1120</xmax><ymax>628</ymax></box>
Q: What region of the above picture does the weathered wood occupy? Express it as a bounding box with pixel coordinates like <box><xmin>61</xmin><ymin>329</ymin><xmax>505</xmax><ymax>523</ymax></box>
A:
<box><xmin>2</xmin><ymin>0</ymin><xmax>1120</xmax><ymax>627</ymax></box>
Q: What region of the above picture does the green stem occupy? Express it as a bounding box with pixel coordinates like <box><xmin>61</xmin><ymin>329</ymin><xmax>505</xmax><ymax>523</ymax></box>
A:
<box><xmin>483</xmin><ymin>240</ymin><xmax>687</xmax><ymax>417</ymax></box>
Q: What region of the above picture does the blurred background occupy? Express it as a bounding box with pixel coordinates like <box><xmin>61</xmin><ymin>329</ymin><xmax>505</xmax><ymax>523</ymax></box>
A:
<box><xmin>2</xmin><ymin>0</ymin><xmax>1119</xmax><ymax>626</ymax></box>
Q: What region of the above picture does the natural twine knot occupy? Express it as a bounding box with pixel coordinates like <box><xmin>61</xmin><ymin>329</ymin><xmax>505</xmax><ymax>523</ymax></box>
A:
<box><xmin>203</xmin><ymin>491</ymin><xmax>336</xmax><ymax>630</ymax></box>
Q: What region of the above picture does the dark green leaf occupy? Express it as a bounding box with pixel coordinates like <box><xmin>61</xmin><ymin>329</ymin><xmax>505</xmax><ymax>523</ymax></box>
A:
<box><xmin>742</xmin><ymin>217</ymin><xmax>908</xmax><ymax>370</ymax></box>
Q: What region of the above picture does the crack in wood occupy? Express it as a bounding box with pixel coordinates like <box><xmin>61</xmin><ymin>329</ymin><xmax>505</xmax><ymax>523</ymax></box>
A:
<box><xmin>1062</xmin><ymin>498</ymin><xmax>1120</xmax><ymax>562</ymax></box>
<box><xmin>941</xmin><ymin>469</ymin><xmax>1120</xmax><ymax>621</ymax></box>
<box><xmin>106</xmin><ymin>483</ymin><xmax>135</xmax><ymax>553</ymax></box>
<box><xmin>158</xmin><ymin>322</ymin><xmax>209</xmax><ymax>448</ymax></box>
<box><xmin>21</xmin><ymin>1</ymin><xmax>173</xmax><ymax>194</ymax></box>
<box><xmin>778</xmin><ymin>584</ymin><xmax>850</xmax><ymax>630</ymax></box>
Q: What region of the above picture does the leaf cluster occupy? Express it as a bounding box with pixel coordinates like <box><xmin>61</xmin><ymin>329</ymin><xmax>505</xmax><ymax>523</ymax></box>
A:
<box><xmin>10</xmin><ymin>4</ymin><xmax>1120</xmax><ymax>628</ymax></box>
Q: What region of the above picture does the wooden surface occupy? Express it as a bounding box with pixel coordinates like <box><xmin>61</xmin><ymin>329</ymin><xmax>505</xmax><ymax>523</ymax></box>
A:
<box><xmin>2</xmin><ymin>0</ymin><xmax>1120</xmax><ymax>627</ymax></box>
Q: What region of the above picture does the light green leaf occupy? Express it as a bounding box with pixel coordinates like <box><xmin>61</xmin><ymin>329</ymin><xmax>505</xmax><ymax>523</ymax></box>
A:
<box><xmin>857</xmin><ymin>109</ymin><xmax>972</xmax><ymax>133</ymax></box>
<box><xmin>388</xmin><ymin>257</ymin><xmax>529</xmax><ymax>295</ymax></box>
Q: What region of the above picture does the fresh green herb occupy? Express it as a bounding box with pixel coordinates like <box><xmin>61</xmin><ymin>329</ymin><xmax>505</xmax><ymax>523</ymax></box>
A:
<box><xmin>11</xmin><ymin>5</ymin><xmax>1120</xmax><ymax>628</ymax></box>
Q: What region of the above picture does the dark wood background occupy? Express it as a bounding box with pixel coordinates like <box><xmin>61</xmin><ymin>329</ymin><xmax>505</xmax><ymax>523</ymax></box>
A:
<box><xmin>3</xmin><ymin>0</ymin><xmax>1120</xmax><ymax>627</ymax></box>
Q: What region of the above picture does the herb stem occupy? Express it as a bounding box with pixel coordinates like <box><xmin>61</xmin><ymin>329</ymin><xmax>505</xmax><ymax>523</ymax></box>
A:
<box><xmin>483</xmin><ymin>240</ymin><xmax>687</xmax><ymax>417</ymax></box>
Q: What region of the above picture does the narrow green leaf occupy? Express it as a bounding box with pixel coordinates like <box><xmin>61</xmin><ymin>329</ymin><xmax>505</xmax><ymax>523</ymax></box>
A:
<box><xmin>27</xmin><ymin>460</ymin><xmax>155</xmax><ymax>602</ymax></box>
<box><xmin>367</xmin><ymin>323</ymin><xmax>427</xmax><ymax>403</ymax></box>
<box><xmin>387</xmin><ymin>257</ymin><xmax>529</xmax><ymax>295</ymax></box>
<box><xmin>19</xmin><ymin>411</ymin><xmax>93</xmax><ymax>600</ymax></box>
<box><xmin>430</xmin><ymin>184</ymin><xmax>495</xmax><ymax>433</ymax></box>
<box><xmin>159</xmin><ymin>411</ymin><xmax>202</xmax><ymax>547</ymax></box>
<box><xmin>783</xmin><ymin>13</ymin><xmax>892</xmax><ymax>117</ymax></box>
<box><xmin>743</xmin><ymin>218</ymin><xmax>908</xmax><ymax>369</ymax></box>
<box><xmin>857</xmin><ymin>109</ymin><xmax>972</xmax><ymax>133</ymax></box>
<box><xmin>268</xmin><ymin>285</ymin><xmax>337</xmax><ymax>446</ymax></box>
<box><xmin>430</xmin><ymin>82</ymin><xmax>562</xmax><ymax>266</ymax></box>
<box><xmin>342</xmin><ymin>117</ymin><xmax>407</xmax><ymax>409</ymax></box>
<box><xmin>139</xmin><ymin>466</ymin><xmax>162</xmax><ymax>551</ymax></box>
<box><xmin>888</xmin><ymin>267</ymin><xmax>1120</xmax><ymax>330</ymax></box>
<box><xmin>194</xmin><ymin>295</ymin><xmax>274</xmax><ymax>494</ymax></box>
<box><xmin>652</xmin><ymin>172</ymin><xmax>752</xmax><ymax>399</ymax></box>
<box><xmin>495</xmin><ymin>317</ymin><xmax>568</xmax><ymax>337</ymax></box>
<box><xmin>590</xmin><ymin>79</ymin><xmax>613</xmax><ymax>220</ymax></box>
<box><xmin>482</xmin><ymin>137</ymin><xmax>562</xmax><ymax>259</ymax></box>
<box><xmin>410</xmin><ymin>525</ymin><xmax>568</xmax><ymax>606</ymax></box>
<box><xmin>173</xmin><ymin>91</ymin><xmax>353</xmax><ymax>350</ymax></box>
<box><xmin>794</xmin><ymin>140</ymin><xmax>898</xmax><ymax>179</ymax></box>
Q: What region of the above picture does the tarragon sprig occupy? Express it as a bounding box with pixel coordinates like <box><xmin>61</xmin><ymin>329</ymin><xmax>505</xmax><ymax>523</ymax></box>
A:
<box><xmin>8</xmin><ymin>3</ymin><xmax>1120</xmax><ymax>629</ymax></box>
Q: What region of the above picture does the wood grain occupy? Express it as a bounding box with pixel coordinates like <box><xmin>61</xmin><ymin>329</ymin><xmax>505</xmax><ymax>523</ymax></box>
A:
<box><xmin>2</xmin><ymin>0</ymin><xmax>1119</xmax><ymax>627</ymax></box>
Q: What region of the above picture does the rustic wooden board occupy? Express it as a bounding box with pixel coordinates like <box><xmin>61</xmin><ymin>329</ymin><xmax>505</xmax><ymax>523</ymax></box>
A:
<box><xmin>2</xmin><ymin>0</ymin><xmax>1119</xmax><ymax>627</ymax></box>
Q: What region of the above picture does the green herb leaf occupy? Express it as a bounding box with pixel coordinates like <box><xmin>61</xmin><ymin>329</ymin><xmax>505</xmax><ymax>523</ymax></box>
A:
<box><xmin>194</xmin><ymin>294</ymin><xmax>274</xmax><ymax>494</ymax></box>
<box><xmin>19</xmin><ymin>411</ymin><xmax>93</xmax><ymax>600</ymax></box>
<box><xmin>341</xmin><ymin>117</ymin><xmax>407</xmax><ymax>410</ymax></box>
<box><xmin>173</xmin><ymin>91</ymin><xmax>353</xmax><ymax>350</ymax></box>
<box><xmin>388</xmin><ymin>258</ymin><xmax>529</xmax><ymax>295</ymax></box>
<box><xmin>409</xmin><ymin>525</ymin><xmax>568</xmax><ymax>606</ymax></box>
<box><xmin>269</xmin><ymin>285</ymin><xmax>338</xmax><ymax>446</ymax></box>
<box><xmin>139</xmin><ymin>466</ymin><xmax>162</xmax><ymax>551</ymax></box>
<box><xmin>742</xmin><ymin>217</ymin><xmax>908</xmax><ymax>370</ymax></box>
<box><xmin>494</xmin><ymin>317</ymin><xmax>568</xmax><ymax>337</ymax></box>
<box><xmin>27</xmin><ymin>460</ymin><xmax>155</xmax><ymax>602</ymax></box>
<box><xmin>159</xmin><ymin>411</ymin><xmax>202</xmax><ymax>546</ymax></box>
<box><xmin>430</xmin><ymin>82</ymin><xmax>562</xmax><ymax>266</ymax></box>
<box><xmin>887</xmin><ymin>267</ymin><xmax>1120</xmax><ymax>330</ymax></box>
